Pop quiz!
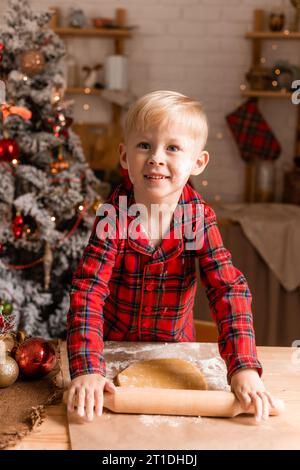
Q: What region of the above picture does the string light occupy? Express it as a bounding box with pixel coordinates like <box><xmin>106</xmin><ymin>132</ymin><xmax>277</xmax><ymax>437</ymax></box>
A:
<box><xmin>78</xmin><ymin>204</ymin><xmax>84</xmax><ymax>212</ymax></box>
<box><xmin>83</xmin><ymin>104</ymin><xmax>90</xmax><ymax>111</ymax></box>
<box><xmin>274</xmin><ymin>68</ymin><xmax>281</xmax><ymax>76</ymax></box>
<box><xmin>23</xmin><ymin>75</ymin><xmax>28</xmax><ymax>82</ymax></box>
<box><xmin>11</xmin><ymin>159</ymin><xmax>19</xmax><ymax>166</ymax></box>
<box><xmin>53</xmin><ymin>94</ymin><xmax>60</xmax><ymax>104</ymax></box>
<box><xmin>283</xmin><ymin>29</ymin><xmax>290</xmax><ymax>35</ymax></box>
<box><xmin>84</xmin><ymin>88</ymin><xmax>91</xmax><ymax>94</ymax></box>
<box><xmin>58</xmin><ymin>113</ymin><xmax>65</xmax><ymax>123</ymax></box>
<box><xmin>202</xmin><ymin>180</ymin><xmax>208</xmax><ymax>186</ymax></box>
<box><xmin>272</xmin><ymin>80</ymin><xmax>278</xmax><ymax>87</ymax></box>
<box><xmin>216</xmin><ymin>132</ymin><xmax>223</xmax><ymax>140</ymax></box>
<box><xmin>260</xmin><ymin>57</ymin><xmax>266</xmax><ymax>64</ymax></box>
<box><xmin>271</xmin><ymin>44</ymin><xmax>278</xmax><ymax>51</ymax></box>
<box><xmin>240</xmin><ymin>84</ymin><xmax>246</xmax><ymax>91</ymax></box>
<box><xmin>214</xmin><ymin>195</ymin><xmax>221</xmax><ymax>202</ymax></box>
<box><xmin>50</xmin><ymin>216</ymin><xmax>56</xmax><ymax>222</ymax></box>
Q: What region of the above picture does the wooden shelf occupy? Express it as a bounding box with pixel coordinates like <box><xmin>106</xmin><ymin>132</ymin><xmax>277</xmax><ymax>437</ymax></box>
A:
<box><xmin>246</xmin><ymin>31</ymin><xmax>300</xmax><ymax>39</ymax></box>
<box><xmin>66</xmin><ymin>87</ymin><xmax>103</xmax><ymax>95</ymax></box>
<box><xmin>241</xmin><ymin>10</ymin><xmax>300</xmax><ymax>203</ymax></box>
<box><xmin>241</xmin><ymin>89</ymin><xmax>292</xmax><ymax>98</ymax></box>
<box><xmin>53</xmin><ymin>27</ymin><xmax>133</xmax><ymax>38</ymax></box>
<box><xmin>54</xmin><ymin>11</ymin><xmax>134</xmax><ymax>172</ymax></box>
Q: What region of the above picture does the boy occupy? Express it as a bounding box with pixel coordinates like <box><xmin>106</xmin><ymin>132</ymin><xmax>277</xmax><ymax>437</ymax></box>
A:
<box><xmin>67</xmin><ymin>90</ymin><xmax>276</xmax><ymax>422</ymax></box>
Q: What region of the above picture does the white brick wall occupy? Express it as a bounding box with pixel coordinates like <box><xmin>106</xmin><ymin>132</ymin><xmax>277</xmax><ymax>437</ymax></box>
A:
<box><xmin>1</xmin><ymin>0</ymin><xmax>297</xmax><ymax>202</ymax></box>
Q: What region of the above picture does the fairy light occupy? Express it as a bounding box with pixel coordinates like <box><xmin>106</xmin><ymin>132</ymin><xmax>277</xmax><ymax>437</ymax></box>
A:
<box><xmin>53</xmin><ymin>94</ymin><xmax>60</xmax><ymax>104</ymax></box>
<box><xmin>51</xmin><ymin>216</ymin><xmax>56</xmax><ymax>222</ymax></box>
<box><xmin>240</xmin><ymin>84</ymin><xmax>246</xmax><ymax>91</ymax></box>
<box><xmin>58</xmin><ymin>113</ymin><xmax>65</xmax><ymax>123</ymax></box>
<box><xmin>23</xmin><ymin>75</ymin><xmax>28</xmax><ymax>82</ymax></box>
<box><xmin>214</xmin><ymin>195</ymin><xmax>221</xmax><ymax>202</ymax></box>
<box><xmin>202</xmin><ymin>180</ymin><xmax>208</xmax><ymax>187</ymax></box>
<box><xmin>84</xmin><ymin>88</ymin><xmax>91</xmax><ymax>94</ymax></box>
<box><xmin>11</xmin><ymin>159</ymin><xmax>19</xmax><ymax>166</ymax></box>
<box><xmin>275</xmin><ymin>68</ymin><xmax>281</xmax><ymax>76</ymax></box>
<box><xmin>83</xmin><ymin>104</ymin><xmax>90</xmax><ymax>111</ymax></box>
<box><xmin>272</xmin><ymin>80</ymin><xmax>278</xmax><ymax>87</ymax></box>
<box><xmin>216</xmin><ymin>132</ymin><xmax>223</xmax><ymax>140</ymax></box>
<box><xmin>283</xmin><ymin>29</ymin><xmax>290</xmax><ymax>35</ymax></box>
<box><xmin>78</xmin><ymin>204</ymin><xmax>84</xmax><ymax>212</ymax></box>
<box><xmin>272</xmin><ymin>44</ymin><xmax>278</xmax><ymax>51</ymax></box>
<box><xmin>260</xmin><ymin>57</ymin><xmax>266</xmax><ymax>64</ymax></box>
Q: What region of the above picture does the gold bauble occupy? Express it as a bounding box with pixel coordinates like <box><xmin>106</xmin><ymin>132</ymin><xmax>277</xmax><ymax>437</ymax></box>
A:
<box><xmin>2</xmin><ymin>334</ymin><xmax>15</xmax><ymax>353</ymax></box>
<box><xmin>20</xmin><ymin>49</ymin><xmax>46</xmax><ymax>77</ymax></box>
<box><xmin>0</xmin><ymin>356</ymin><xmax>19</xmax><ymax>387</ymax></box>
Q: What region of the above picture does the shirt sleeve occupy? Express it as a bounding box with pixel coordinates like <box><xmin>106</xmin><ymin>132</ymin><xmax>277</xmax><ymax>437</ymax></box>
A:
<box><xmin>67</xmin><ymin>215</ymin><xmax>118</xmax><ymax>380</ymax></box>
<box><xmin>197</xmin><ymin>205</ymin><xmax>263</xmax><ymax>383</ymax></box>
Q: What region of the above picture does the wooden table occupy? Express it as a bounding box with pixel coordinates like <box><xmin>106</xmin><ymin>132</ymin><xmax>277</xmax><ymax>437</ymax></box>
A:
<box><xmin>11</xmin><ymin>342</ymin><xmax>300</xmax><ymax>450</ymax></box>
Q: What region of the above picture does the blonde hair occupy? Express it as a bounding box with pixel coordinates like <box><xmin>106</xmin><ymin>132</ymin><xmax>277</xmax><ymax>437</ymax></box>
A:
<box><xmin>124</xmin><ymin>90</ymin><xmax>208</xmax><ymax>148</ymax></box>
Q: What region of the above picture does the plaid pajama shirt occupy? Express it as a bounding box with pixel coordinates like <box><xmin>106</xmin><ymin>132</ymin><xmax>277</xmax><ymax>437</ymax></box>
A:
<box><xmin>67</xmin><ymin>181</ymin><xmax>263</xmax><ymax>382</ymax></box>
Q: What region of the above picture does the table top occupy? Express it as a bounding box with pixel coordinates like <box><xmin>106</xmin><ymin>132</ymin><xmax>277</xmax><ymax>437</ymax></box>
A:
<box><xmin>11</xmin><ymin>342</ymin><xmax>300</xmax><ymax>450</ymax></box>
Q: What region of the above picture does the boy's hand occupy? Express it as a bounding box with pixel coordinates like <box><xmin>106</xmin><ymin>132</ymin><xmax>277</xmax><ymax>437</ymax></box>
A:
<box><xmin>230</xmin><ymin>368</ymin><xmax>276</xmax><ymax>422</ymax></box>
<box><xmin>67</xmin><ymin>373</ymin><xmax>116</xmax><ymax>421</ymax></box>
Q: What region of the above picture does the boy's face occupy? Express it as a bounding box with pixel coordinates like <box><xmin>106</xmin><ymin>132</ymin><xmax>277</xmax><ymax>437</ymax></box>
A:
<box><xmin>119</xmin><ymin>122</ymin><xmax>209</xmax><ymax>203</ymax></box>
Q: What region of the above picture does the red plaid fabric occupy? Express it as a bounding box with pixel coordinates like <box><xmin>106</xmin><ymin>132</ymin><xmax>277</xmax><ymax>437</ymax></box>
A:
<box><xmin>226</xmin><ymin>99</ymin><xmax>281</xmax><ymax>162</ymax></box>
<box><xmin>67</xmin><ymin>182</ymin><xmax>262</xmax><ymax>383</ymax></box>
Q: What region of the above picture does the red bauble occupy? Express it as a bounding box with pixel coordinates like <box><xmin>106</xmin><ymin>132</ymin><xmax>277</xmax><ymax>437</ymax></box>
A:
<box><xmin>12</xmin><ymin>213</ymin><xmax>24</xmax><ymax>239</ymax></box>
<box><xmin>0</xmin><ymin>138</ymin><xmax>20</xmax><ymax>162</ymax></box>
<box><xmin>15</xmin><ymin>338</ymin><xmax>56</xmax><ymax>378</ymax></box>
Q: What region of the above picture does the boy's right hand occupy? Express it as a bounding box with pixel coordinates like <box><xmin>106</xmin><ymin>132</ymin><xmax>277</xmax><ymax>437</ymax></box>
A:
<box><xmin>67</xmin><ymin>373</ymin><xmax>116</xmax><ymax>421</ymax></box>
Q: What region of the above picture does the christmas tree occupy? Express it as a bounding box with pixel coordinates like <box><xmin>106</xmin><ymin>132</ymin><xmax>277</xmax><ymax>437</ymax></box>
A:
<box><xmin>0</xmin><ymin>0</ymin><xmax>106</xmax><ymax>338</ymax></box>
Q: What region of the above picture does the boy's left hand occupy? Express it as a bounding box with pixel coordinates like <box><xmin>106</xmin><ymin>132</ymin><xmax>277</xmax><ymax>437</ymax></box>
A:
<box><xmin>230</xmin><ymin>368</ymin><xmax>276</xmax><ymax>422</ymax></box>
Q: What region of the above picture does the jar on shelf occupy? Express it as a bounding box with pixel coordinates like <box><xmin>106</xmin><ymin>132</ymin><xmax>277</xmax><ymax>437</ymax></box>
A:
<box><xmin>246</xmin><ymin>66</ymin><xmax>273</xmax><ymax>91</ymax></box>
<box><xmin>254</xmin><ymin>159</ymin><xmax>276</xmax><ymax>202</ymax></box>
<box><xmin>104</xmin><ymin>55</ymin><xmax>128</xmax><ymax>91</ymax></box>
<box><xmin>269</xmin><ymin>8</ymin><xmax>285</xmax><ymax>31</ymax></box>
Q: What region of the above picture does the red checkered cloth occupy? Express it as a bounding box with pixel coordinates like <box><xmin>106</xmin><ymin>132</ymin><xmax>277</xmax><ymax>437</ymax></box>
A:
<box><xmin>226</xmin><ymin>99</ymin><xmax>281</xmax><ymax>162</ymax></box>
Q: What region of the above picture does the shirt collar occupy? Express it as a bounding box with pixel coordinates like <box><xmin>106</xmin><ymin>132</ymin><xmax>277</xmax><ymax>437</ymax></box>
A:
<box><xmin>110</xmin><ymin>181</ymin><xmax>206</xmax><ymax>261</ymax></box>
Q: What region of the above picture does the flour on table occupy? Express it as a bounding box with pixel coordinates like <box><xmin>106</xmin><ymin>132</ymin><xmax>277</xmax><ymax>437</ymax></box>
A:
<box><xmin>139</xmin><ymin>414</ymin><xmax>202</xmax><ymax>427</ymax></box>
<box><xmin>105</xmin><ymin>342</ymin><xmax>167</xmax><ymax>355</ymax></box>
<box><xmin>105</xmin><ymin>360</ymin><xmax>131</xmax><ymax>381</ymax></box>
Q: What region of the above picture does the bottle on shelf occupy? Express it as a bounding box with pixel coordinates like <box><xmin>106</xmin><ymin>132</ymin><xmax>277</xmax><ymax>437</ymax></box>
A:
<box><xmin>104</xmin><ymin>54</ymin><xmax>128</xmax><ymax>91</ymax></box>
<box><xmin>254</xmin><ymin>159</ymin><xmax>276</xmax><ymax>202</ymax></box>
<box><xmin>65</xmin><ymin>44</ymin><xmax>79</xmax><ymax>88</ymax></box>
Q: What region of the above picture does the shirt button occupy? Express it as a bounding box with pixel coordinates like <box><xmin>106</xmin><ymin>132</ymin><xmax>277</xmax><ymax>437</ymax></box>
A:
<box><xmin>144</xmin><ymin>306</ymin><xmax>151</xmax><ymax>313</ymax></box>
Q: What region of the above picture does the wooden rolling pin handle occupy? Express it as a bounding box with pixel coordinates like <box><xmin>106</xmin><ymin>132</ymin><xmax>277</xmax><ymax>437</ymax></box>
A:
<box><xmin>103</xmin><ymin>387</ymin><xmax>284</xmax><ymax>418</ymax></box>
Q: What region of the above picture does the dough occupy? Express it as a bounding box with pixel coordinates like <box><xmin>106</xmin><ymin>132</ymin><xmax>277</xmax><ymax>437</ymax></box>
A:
<box><xmin>116</xmin><ymin>358</ymin><xmax>207</xmax><ymax>390</ymax></box>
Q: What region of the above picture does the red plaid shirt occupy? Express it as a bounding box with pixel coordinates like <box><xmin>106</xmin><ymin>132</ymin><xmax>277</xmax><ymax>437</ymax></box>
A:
<box><xmin>67</xmin><ymin>182</ymin><xmax>262</xmax><ymax>382</ymax></box>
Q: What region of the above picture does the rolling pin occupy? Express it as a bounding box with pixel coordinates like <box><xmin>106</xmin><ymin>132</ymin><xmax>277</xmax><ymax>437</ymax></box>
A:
<box><xmin>103</xmin><ymin>387</ymin><xmax>284</xmax><ymax>418</ymax></box>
